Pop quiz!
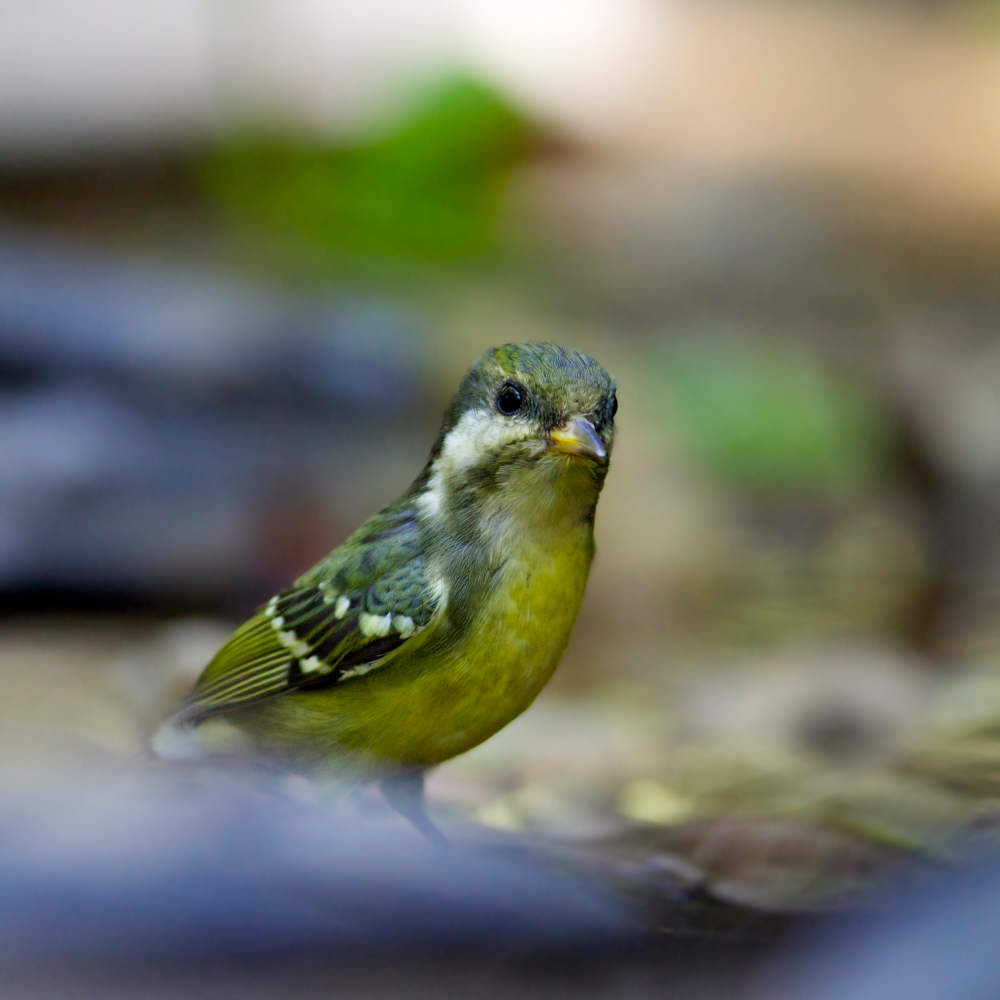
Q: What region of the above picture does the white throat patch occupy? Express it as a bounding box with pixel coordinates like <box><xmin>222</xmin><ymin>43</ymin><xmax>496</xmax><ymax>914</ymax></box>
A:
<box><xmin>416</xmin><ymin>408</ymin><xmax>525</xmax><ymax>518</ymax></box>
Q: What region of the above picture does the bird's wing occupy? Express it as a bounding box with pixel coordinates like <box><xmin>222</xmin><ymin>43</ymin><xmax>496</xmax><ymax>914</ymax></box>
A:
<box><xmin>177</xmin><ymin>505</ymin><xmax>441</xmax><ymax>724</ymax></box>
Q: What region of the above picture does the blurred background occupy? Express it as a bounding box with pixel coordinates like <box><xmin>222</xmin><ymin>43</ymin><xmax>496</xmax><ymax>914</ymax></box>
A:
<box><xmin>5</xmin><ymin>0</ymin><xmax>1000</xmax><ymax>915</ymax></box>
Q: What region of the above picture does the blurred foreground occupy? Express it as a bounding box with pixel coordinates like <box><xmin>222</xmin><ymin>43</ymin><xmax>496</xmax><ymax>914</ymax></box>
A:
<box><xmin>1</xmin><ymin>757</ymin><xmax>999</xmax><ymax>1000</ymax></box>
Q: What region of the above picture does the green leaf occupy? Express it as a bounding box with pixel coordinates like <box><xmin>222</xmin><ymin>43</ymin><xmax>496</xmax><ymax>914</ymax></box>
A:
<box><xmin>201</xmin><ymin>74</ymin><xmax>533</xmax><ymax>264</ymax></box>
<box><xmin>653</xmin><ymin>340</ymin><xmax>889</xmax><ymax>495</ymax></box>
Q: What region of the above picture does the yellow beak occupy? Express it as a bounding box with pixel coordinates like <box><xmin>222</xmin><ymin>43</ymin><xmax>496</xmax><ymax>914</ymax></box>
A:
<box><xmin>549</xmin><ymin>417</ymin><xmax>607</xmax><ymax>463</ymax></box>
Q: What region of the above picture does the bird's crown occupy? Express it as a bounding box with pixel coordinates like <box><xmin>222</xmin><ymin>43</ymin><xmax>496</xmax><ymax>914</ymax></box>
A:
<box><xmin>443</xmin><ymin>342</ymin><xmax>616</xmax><ymax>437</ymax></box>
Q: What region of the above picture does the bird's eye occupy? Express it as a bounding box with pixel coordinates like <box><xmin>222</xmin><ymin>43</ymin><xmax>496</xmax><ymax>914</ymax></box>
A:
<box><xmin>610</xmin><ymin>393</ymin><xmax>618</xmax><ymax>418</ymax></box>
<box><xmin>496</xmin><ymin>382</ymin><xmax>524</xmax><ymax>415</ymax></box>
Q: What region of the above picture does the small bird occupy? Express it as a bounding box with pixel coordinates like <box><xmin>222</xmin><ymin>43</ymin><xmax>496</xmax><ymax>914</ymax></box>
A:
<box><xmin>155</xmin><ymin>342</ymin><xmax>616</xmax><ymax>840</ymax></box>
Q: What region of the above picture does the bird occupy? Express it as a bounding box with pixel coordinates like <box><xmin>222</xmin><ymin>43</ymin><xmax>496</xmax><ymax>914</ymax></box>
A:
<box><xmin>154</xmin><ymin>342</ymin><xmax>617</xmax><ymax>841</ymax></box>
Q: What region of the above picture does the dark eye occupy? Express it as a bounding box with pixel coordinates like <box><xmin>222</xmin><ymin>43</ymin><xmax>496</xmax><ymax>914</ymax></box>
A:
<box><xmin>610</xmin><ymin>393</ymin><xmax>618</xmax><ymax>418</ymax></box>
<box><xmin>496</xmin><ymin>382</ymin><xmax>524</xmax><ymax>415</ymax></box>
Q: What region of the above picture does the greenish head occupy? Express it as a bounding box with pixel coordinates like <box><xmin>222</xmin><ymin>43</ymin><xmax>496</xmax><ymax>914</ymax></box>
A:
<box><xmin>416</xmin><ymin>343</ymin><xmax>616</xmax><ymax>521</ymax></box>
<box><xmin>451</xmin><ymin>343</ymin><xmax>615</xmax><ymax>435</ymax></box>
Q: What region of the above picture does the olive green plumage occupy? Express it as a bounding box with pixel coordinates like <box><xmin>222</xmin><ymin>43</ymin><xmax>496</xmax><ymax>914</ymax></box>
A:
<box><xmin>157</xmin><ymin>342</ymin><xmax>616</xmax><ymax>783</ymax></box>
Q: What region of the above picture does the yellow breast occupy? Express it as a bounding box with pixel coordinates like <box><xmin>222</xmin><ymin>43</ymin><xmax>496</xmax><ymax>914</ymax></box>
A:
<box><xmin>413</xmin><ymin>528</ymin><xmax>594</xmax><ymax>762</ymax></box>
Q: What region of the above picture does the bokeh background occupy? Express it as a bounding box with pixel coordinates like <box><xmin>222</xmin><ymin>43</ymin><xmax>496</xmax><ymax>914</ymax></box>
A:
<box><xmin>5</xmin><ymin>0</ymin><xmax>1000</xmax><ymax>908</ymax></box>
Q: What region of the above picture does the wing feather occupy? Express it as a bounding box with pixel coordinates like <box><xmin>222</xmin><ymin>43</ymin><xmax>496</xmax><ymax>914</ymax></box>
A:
<box><xmin>176</xmin><ymin>509</ymin><xmax>439</xmax><ymax>725</ymax></box>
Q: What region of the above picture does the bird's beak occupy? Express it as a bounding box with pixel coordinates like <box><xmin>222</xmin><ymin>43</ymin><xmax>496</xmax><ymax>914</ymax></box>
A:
<box><xmin>549</xmin><ymin>417</ymin><xmax>607</xmax><ymax>463</ymax></box>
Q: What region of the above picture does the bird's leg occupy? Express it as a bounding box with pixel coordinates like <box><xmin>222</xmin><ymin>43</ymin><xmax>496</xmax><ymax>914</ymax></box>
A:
<box><xmin>380</xmin><ymin>769</ymin><xmax>448</xmax><ymax>848</ymax></box>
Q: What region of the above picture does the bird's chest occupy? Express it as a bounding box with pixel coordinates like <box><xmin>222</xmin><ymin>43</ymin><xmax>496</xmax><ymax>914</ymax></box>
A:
<box><xmin>414</xmin><ymin>526</ymin><xmax>594</xmax><ymax>761</ymax></box>
<box><xmin>477</xmin><ymin>537</ymin><xmax>591</xmax><ymax>679</ymax></box>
